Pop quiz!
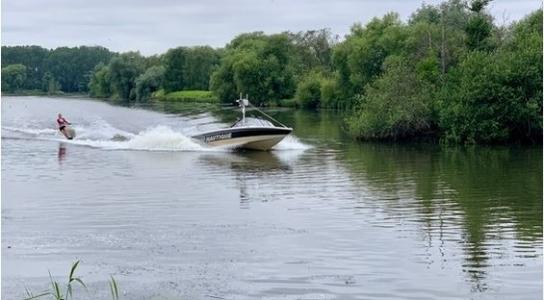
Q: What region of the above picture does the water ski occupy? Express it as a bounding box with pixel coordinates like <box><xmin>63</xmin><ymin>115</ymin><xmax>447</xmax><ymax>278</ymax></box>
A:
<box><xmin>63</xmin><ymin>126</ymin><xmax>76</xmax><ymax>140</ymax></box>
<box><xmin>111</xmin><ymin>134</ymin><xmax>128</xmax><ymax>141</ymax></box>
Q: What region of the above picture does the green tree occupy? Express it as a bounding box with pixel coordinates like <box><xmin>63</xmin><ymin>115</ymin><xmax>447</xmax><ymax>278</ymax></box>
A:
<box><xmin>135</xmin><ymin>65</ymin><xmax>165</xmax><ymax>100</ymax></box>
<box><xmin>289</xmin><ymin>29</ymin><xmax>337</xmax><ymax>77</ymax></box>
<box><xmin>438</xmin><ymin>9</ymin><xmax>542</xmax><ymax>143</ymax></box>
<box><xmin>183</xmin><ymin>46</ymin><xmax>221</xmax><ymax>90</ymax></box>
<box><xmin>332</xmin><ymin>13</ymin><xmax>408</xmax><ymax>102</ymax></box>
<box><xmin>211</xmin><ymin>33</ymin><xmax>295</xmax><ymax>105</ymax></box>
<box><xmin>409</xmin><ymin>0</ymin><xmax>471</xmax><ymax>74</ymax></box>
<box><xmin>108</xmin><ymin>52</ymin><xmax>145</xmax><ymax>100</ymax></box>
<box><xmin>295</xmin><ymin>71</ymin><xmax>323</xmax><ymax>108</ymax></box>
<box><xmin>88</xmin><ymin>63</ymin><xmax>112</xmax><ymax>98</ymax></box>
<box><xmin>319</xmin><ymin>77</ymin><xmax>341</xmax><ymax>109</ymax></box>
<box><xmin>1</xmin><ymin>46</ymin><xmax>49</xmax><ymax>90</ymax></box>
<box><xmin>439</xmin><ymin>49</ymin><xmax>541</xmax><ymax>143</ymax></box>
<box><xmin>209</xmin><ymin>58</ymin><xmax>238</xmax><ymax>103</ymax></box>
<box><xmin>41</xmin><ymin>71</ymin><xmax>60</xmax><ymax>94</ymax></box>
<box><xmin>465</xmin><ymin>0</ymin><xmax>494</xmax><ymax>51</ymax></box>
<box><xmin>409</xmin><ymin>3</ymin><xmax>442</xmax><ymax>25</ymax></box>
<box><xmin>347</xmin><ymin>56</ymin><xmax>433</xmax><ymax>140</ymax></box>
<box><xmin>1</xmin><ymin>64</ymin><xmax>27</xmax><ymax>92</ymax></box>
<box><xmin>162</xmin><ymin>47</ymin><xmax>187</xmax><ymax>92</ymax></box>
<box><xmin>226</xmin><ymin>32</ymin><xmax>269</xmax><ymax>49</ymax></box>
<box><xmin>2</xmin><ymin>45</ymin><xmax>113</xmax><ymax>93</ymax></box>
<box><xmin>47</xmin><ymin>46</ymin><xmax>113</xmax><ymax>92</ymax></box>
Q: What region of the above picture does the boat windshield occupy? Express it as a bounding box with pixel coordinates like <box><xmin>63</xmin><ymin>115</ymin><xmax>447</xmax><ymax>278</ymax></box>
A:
<box><xmin>231</xmin><ymin>117</ymin><xmax>275</xmax><ymax>128</ymax></box>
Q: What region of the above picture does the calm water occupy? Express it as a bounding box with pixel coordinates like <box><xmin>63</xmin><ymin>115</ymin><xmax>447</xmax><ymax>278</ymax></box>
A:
<box><xmin>2</xmin><ymin>96</ymin><xmax>542</xmax><ymax>300</ymax></box>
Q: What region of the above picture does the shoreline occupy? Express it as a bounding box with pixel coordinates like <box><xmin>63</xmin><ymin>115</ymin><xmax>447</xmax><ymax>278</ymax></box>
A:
<box><xmin>2</xmin><ymin>91</ymin><xmax>87</xmax><ymax>98</ymax></box>
<box><xmin>2</xmin><ymin>94</ymin><xmax>542</xmax><ymax>145</ymax></box>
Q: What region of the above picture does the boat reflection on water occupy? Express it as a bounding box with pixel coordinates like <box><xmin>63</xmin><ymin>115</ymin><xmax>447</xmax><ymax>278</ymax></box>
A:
<box><xmin>198</xmin><ymin>150</ymin><xmax>303</xmax><ymax>208</ymax></box>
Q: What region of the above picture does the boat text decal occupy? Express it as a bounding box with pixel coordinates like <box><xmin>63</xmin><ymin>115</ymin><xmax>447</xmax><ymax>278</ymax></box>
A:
<box><xmin>205</xmin><ymin>133</ymin><xmax>232</xmax><ymax>142</ymax></box>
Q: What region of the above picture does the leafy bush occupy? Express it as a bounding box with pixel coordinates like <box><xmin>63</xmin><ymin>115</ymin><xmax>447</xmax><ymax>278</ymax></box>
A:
<box><xmin>320</xmin><ymin>77</ymin><xmax>342</xmax><ymax>109</ymax></box>
<box><xmin>295</xmin><ymin>72</ymin><xmax>322</xmax><ymax>108</ymax></box>
<box><xmin>439</xmin><ymin>10</ymin><xmax>542</xmax><ymax>143</ymax></box>
<box><xmin>135</xmin><ymin>65</ymin><xmax>165</xmax><ymax>100</ymax></box>
<box><xmin>347</xmin><ymin>56</ymin><xmax>432</xmax><ymax>140</ymax></box>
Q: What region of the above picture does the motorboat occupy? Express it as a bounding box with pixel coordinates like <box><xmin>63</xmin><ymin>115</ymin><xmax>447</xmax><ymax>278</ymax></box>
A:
<box><xmin>192</xmin><ymin>96</ymin><xmax>292</xmax><ymax>150</ymax></box>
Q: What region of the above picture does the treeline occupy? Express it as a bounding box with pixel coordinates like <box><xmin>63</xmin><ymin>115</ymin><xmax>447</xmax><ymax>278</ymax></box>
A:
<box><xmin>1</xmin><ymin>30</ymin><xmax>336</xmax><ymax>103</ymax></box>
<box><xmin>1</xmin><ymin>0</ymin><xmax>541</xmax><ymax>143</ymax></box>
<box><xmin>1</xmin><ymin>46</ymin><xmax>113</xmax><ymax>93</ymax></box>
<box><xmin>88</xmin><ymin>31</ymin><xmax>335</xmax><ymax>103</ymax></box>
<box><xmin>87</xmin><ymin>46</ymin><xmax>221</xmax><ymax>100</ymax></box>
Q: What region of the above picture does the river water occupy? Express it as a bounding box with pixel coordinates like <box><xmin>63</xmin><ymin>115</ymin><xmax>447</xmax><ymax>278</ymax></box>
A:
<box><xmin>2</xmin><ymin>96</ymin><xmax>542</xmax><ymax>300</ymax></box>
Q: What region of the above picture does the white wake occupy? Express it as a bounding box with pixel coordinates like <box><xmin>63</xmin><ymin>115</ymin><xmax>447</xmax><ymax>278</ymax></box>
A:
<box><xmin>3</xmin><ymin>122</ymin><xmax>310</xmax><ymax>152</ymax></box>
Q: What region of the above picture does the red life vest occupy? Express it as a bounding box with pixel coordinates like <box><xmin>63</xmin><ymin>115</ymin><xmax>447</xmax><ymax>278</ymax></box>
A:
<box><xmin>57</xmin><ymin>117</ymin><xmax>68</xmax><ymax>126</ymax></box>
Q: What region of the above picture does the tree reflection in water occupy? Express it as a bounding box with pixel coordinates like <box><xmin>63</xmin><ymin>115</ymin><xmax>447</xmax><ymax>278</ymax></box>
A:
<box><xmin>341</xmin><ymin>143</ymin><xmax>542</xmax><ymax>291</ymax></box>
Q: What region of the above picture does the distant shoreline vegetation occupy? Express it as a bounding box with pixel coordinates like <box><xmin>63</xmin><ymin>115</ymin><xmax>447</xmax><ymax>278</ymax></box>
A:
<box><xmin>152</xmin><ymin>90</ymin><xmax>218</xmax><ymax>103</ymax></box>
<box><xmin>2</xmin><ymin>0</ymin><xmax>542</xmax><ymax>144</ymax></box>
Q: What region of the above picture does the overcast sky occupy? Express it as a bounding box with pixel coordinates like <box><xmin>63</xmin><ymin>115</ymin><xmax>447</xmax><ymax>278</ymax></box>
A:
<box><xmin>2</xmin><ymin>0</ymin><xmax>542</xmax><ymax>55</ymax></box>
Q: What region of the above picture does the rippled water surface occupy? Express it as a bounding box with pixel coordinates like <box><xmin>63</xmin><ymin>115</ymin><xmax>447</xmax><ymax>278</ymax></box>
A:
<box><xmin>2</xmin><ymin>96</ymin><xmax>542</xmax><ymax>299</ymax></box>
